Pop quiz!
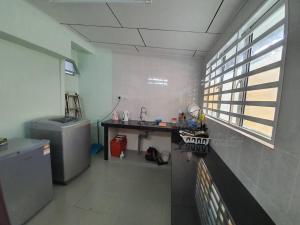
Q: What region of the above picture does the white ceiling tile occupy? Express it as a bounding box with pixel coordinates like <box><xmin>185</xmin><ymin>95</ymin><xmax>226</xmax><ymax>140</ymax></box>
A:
<box><xmin>71</xmin><ymin>26</ymin><xmax>145</xmax><ymax>46</ymax></box>
<box><xmin>110</xmin><ymin>0</ymin><xmax>222</xmax><ymax>32</ymax></box>
<box><xmin>27</xmin><ymin>0</ymin><xmax>119</xmax><ymax>27</ymax></box>
<box><xmin>92</xmin><ymin>43</ymin><xmax>138</xmax><ymax>53</ymax></box>
<box><xmin>136</xmin><ymin>47</ymin><xmax>195</xmax><ymax>57</ymax></box>
<box><xmin>208</xmin><ymin>0</ymin><xmax>247</xmax><ymax>33</ymax></box>
<box><xmin>140</xmin><ymin>29</ymin><xmax>219</xmax><ymax>51</ymax></box>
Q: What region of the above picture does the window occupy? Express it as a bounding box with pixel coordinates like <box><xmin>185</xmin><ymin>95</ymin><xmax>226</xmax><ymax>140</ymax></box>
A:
<box><xmin>65</xmin><ymin>59</ymin><xmax>79</xmax><ymax>76</ymax></box>
<box><xmin>202</xmin><ymin>0</ymin><xmax>286</xmax><ymax>148</ymax></box>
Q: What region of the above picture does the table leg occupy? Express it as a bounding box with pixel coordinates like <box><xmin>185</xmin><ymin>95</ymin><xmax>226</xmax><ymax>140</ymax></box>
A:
<box><xmin>104</xmin><ymin>126</ymin><xmax>108</xmax><ymax>160</ymax></box>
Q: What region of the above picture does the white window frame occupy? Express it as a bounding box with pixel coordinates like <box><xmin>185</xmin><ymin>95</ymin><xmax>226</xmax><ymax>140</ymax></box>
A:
<box><xmin>202</xmin><ymin>0</ymin><xmax>288</xmax><ymax>149</ymax></box>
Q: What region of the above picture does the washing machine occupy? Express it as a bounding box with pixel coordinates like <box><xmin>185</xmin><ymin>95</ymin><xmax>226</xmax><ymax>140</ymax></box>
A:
<box><xmin>28</xmin><ymin>116</ymin><xmax>91</xmax><ymax>183</ymax></box>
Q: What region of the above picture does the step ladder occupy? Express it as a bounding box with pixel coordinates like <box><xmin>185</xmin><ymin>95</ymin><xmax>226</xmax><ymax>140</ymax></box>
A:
<box><xmin>65</xmin><ymin>93</ymin><xmax>82</xmax><ymax>118</ymax></box>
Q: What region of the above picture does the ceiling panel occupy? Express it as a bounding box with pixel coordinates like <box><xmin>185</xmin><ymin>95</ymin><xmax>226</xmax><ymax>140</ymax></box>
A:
<box><xmin>136</xmin><ymin>46</ymin><xmax>195</xmax><ymax>57</ymax></box>
<box><xmin>110</xmin><ymin>0</ymin><xmax>222</xmax><ymax>32</ymax></box>
<box><xmin>27</xmin><ymin>0</ymin><xmax>119</xmax><ymax>27</ymax></box>
<box><xmin>93</xmin><ymin>43</ymin><xmax>137</xmax><ymax>53</ymax></box>
<box><xmin>140</xmin><ymin>29</ymin><xmax>219</xmax><ymax>51</ymax></box>
<box><xmin>71</xmin><ymin>26</ymin><xmax>145</xmax><ymax>46</ymax></box>
<box><xmin>208</xmin><ymin>0</ymin><xmax>247</xmax><ymax>33</ymax></box>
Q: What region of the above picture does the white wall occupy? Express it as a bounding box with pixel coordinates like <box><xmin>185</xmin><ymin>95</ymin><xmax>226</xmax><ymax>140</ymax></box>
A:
<box><xmin>112</xmin><ymin>52</ymin><xmax>203</xmax><ymax>151</ymax></box>
<box><xmin>79</xmin><ymin>48</ymin><xmax>113</xmax><ymax>144</ymax></box>
<box><xmin>112</xmin><ymin>53</ymin><xmax>203</xmax><ymax>121</ymax></box>
<box><xmin>0</xmin><ymin>38</ymin><xmax>63</xmax><ymax>138</ymax></box>
<box><xmin>201</xmin><ymin>0</ymin><xmax>300</xmax><ymax>224</ymax></box>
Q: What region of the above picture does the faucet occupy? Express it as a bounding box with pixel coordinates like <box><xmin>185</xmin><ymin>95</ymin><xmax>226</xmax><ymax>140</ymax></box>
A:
<box><xmin>140</xmin><ymin>106</ymin><xmax>147</xmax><ymax>121</ymax></box>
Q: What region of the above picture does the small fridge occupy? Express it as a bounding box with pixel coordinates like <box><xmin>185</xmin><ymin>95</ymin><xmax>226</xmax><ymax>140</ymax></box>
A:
<box><xmin>0</xmin><ymin>138</ymin><xmax>53</xmax><ymax>225</ymax></box>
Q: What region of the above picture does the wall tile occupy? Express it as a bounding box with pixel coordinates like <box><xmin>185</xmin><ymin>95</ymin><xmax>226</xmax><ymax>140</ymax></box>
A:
<box><xmin>287</xmin><ymin>165</ymin><xmax>300</xmax><ymax>224</ymax></box>
<box><xmin>257</xmin><ymin>150</ymin><xmax>299</xmax><ymax>212</ymax></box>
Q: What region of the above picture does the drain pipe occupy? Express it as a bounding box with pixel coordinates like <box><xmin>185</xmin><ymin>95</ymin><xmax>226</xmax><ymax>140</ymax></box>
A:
<box><xmin>138</xmin><ymin>131</ymin><xmax>149</xmax><ymax>154</ymax></box>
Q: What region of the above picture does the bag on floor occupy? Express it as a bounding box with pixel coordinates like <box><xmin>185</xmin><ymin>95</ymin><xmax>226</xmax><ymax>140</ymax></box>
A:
<box><xmin>145</xmin><ymin>147</ymin><xmax>158</xmax><ymax>161</ymax></box>
<box><xmin>145</xmin><ymin>147</ymin><xmax>168</xmax><ymax>166</ymax></box>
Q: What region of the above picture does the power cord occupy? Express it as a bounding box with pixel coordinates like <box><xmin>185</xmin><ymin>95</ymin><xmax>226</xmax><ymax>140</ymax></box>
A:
<box><xmin>96</xmin><ymin>96</ymin><xmax>121</xmax><ymax>144</ymax></box>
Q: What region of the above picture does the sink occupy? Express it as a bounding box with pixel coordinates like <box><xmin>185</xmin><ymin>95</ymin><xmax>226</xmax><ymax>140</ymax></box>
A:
<box><xmin>138</xmin><ymin>121</ymin><xmax>157</xmax><ymax>126</ymax></box>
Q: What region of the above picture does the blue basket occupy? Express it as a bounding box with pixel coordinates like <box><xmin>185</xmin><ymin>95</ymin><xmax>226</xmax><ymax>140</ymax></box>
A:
<box><xmin>90</xmin><ymin>144</ymin><xmax>103</xmax><ymax>155</ymax></box>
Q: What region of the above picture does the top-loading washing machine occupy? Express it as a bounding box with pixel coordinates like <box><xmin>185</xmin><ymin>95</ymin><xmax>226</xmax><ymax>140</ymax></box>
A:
<box><xmin>28</xmin><ymin>116</ymin><xmax>91</xmax><ymax>183</ymax></box>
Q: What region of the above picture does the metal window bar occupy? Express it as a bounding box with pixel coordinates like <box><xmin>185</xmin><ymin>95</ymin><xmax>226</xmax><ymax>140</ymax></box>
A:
<box><xmin>207</xmin><ymin>0</ymin><xmax>283</xmax><ymax>68</ymax></box>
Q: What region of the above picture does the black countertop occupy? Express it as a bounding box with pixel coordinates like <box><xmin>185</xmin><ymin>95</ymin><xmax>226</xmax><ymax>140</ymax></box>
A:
<box><xmin>102</xmin><ymin>119</ymin><xmax>176</xmax><ymax>132</ymax></box>
<box><xmin>171</xmin><ymin>142</ymin><xmax>275</xmax><ymax>225</ymax></box>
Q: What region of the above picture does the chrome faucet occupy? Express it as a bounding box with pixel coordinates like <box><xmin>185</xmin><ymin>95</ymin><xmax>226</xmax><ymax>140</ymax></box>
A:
<box><xmin>140</xmin><ymin>106</ymin><xmax>147</xmax><ymax>121</ymax></box>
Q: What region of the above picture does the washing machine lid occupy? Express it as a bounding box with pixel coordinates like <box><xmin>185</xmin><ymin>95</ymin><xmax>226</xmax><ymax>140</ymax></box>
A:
<box><xmin>0</xmin><ymin>138</ymin><xmax>49</xmax><ymax>159</ymax></box>
<box><xmin>49</xmin><ymin>117</ymin><xmax>78</xmax><ymax>124</ymax></box>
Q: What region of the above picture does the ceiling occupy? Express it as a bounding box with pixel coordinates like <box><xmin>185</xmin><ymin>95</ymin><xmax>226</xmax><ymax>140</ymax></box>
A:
<box><xmin>27</xmin><ymin>0</ymin><xmax>247</xmax><ymax>58</ymax></box>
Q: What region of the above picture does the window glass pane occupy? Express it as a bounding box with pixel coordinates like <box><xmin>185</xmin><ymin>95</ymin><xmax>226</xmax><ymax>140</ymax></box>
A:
<box><xmin>215</xmin><ymin>76</ymin><xmax>221</xmax><ymax>84</ymax></box>
<box><xmin>223</xmin><ymin>70</ymin><xmax>234</xmax><ymax>81</ymax></box>
<box><xmin>246</xmin><ymin>88</ymin><xmax>278</xmax><ymax>101</ymax></box>
<box><xmin>218</xmin><ymin>33</ymin><xmax>238</xmax><ymax>56</ymax></box>
<box><xmin>237</xmin><ymin>36</ymin><xmax>250</xmax><ymax>52</ymax></box>
<box><xmin>249</xmin><ymin>46</ymin><xmax>283</xmax><ymax>71</ymax></box>
<box><xmin>208</xmin><ymin>103</ymin><xmax>213</xmax><ymax>108</ymax></box>
<box><xmin>243</xmin><ymin>120</ymin><xmax>273</xmax><ymax>138</ymax></box>
<box><xmin>233</xmin><ymin>78</ymin><xmax>246</xmax><ymax>90</ymax></box>
<box><xmin>248</xmin><ymin>67</ymin><xmax>280</xmax><ymax>86</ymax></box>
<box><xmin>220</xmin><ymin>104</ymin><xmax>230</xmax><ymax>112</ymax></box>
<box><xmin>208</xmin><ymin>95</ymin><xmax>214</xmax><ymax>101</ymax></box>
<box><xmin>203</xmin><ymin>103</ymin><xmax>208</xmax><ymax>108</ymax></box>
<box><xmin>212</xmin><ymin>63</ymin><xmax>217</xmax><ymax>71</ymax></box>
<box><xmin>244</xmin><ymin>106</ymin><xmax>276</xmax><ymax>120</ymax></box>
<box><xmin>211</xmin><ymin>71</ymin><xmax>216</xmax><ymax>79</ymax></box>
<box><xmin>219</xmin><ymin>113</ymin><xmax>229</xmax><ymax>122</ymax></box>
<box><xmin>214</xmin><ymin>85</ymin><xmax>221</xmax><ymax>93</ymax></box>
<box><xmin>252</xmin><ymin>25</ymin><xmax>284</xmax><ymax>55</ymax></box>
<box><xmin>235</xmin><ymin>64</ymin><xmax>247</xmax><ymax>77</ymax></box>
<box><xmin>222</xmin><ymin>82</ymin><xmax>233</xmax><ymax>91</ymax></box>
<box><xmin>205</xmin><ymin>82</ymin><xmax>209</xmax><ymax>88</ymax></box>
<box><xmin>239</xmin><ymin>0</ymin><xmax>278</xmax><ymax>37</ymax></box>
<box><xmin>216</xmin><ymin>67</ymin><xmax>223</xmax><ymax>76</ymax></box>
<box><xmin>221</xmin><ymin>93</ymin><xmax>232</xmax><ymax>101</ymax></box>
<box><xmin>207</xmin><ymin>110</ymin><xmax>212</xmax><ymax>116</ymax></box>
<box><xmin>210</xmin><ymin>79</ymin><xmax>215</xmax><ymax>86</ymax></box>
<box><xmin>231</xmin><ymin>104</ymin><xmax>240</xmax><ymax>113</ymax></box>
<box><xmin>65</xmin><ymin>60</ymin><xmax>75</xmax><ymax>75</ymax></box>
<box><xmin>212</xmin><ymin>111</ymin><xmax>217</xmax><ymax>117</ymax></box>
<box><xmin>217</xmin><ymin>59</ymin><xmax>223</xmax><ymax>67</ymax></box>
<box><xmin>212</xmin><ymin>103</ymin><xmax>218</xmax><ymax>110</ymax></box>
<box><xmin>213</xmin><ymin>94</ymin><xmax>219</xmax><ymax>101</ymax></box>
<box><xmin>204</xmin><ymin>89</ymin><xmax>209</xmax><ymax>94</ymax></box>
<box><xmin>204</xmin><ymin>95</ymin><xmax>208</xmax><ymax>101</ymax></box>
<box><xmin>252</xmin><ymin>5</ymin><xmax>285</xmax><ymax>40</ymax></box>
<box><xmin>230</xmin><ymin>116</ymin><xmax>240</xmax><ymax>125</ymax></box>
<box><xmin>224</xmin><ymin>58</ymin><xmax>235</xmax><ymax>71</ymax></box>
<box><xmin>205</xmin><ymin>75</ymin><xmax>210</xmax><ymax>82</ymax></box>
<box><xmin>236</xmin><ymin>50</ymin><xmax>248</xmax><ymax>64</ymax></box>
<box><xmin>206</xmin><ymin>68</ymin><xmax>210</xmax><ymax>75</ymax></box>
<box><xmin>232</xmin><ymin>92</ymin><xmax>244</xmax><ymax>101</ymax></box>
<box><xmin>225</xmin><ymin>46</ymin><xmax>237</xmax><ymax>60</ymax></box>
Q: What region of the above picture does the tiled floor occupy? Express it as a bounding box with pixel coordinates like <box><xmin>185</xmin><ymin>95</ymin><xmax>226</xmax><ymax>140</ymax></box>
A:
<box><xmin>25</xmin><ymin>151</ymin><xmax>171</xmax><ymax>225</ymax></box>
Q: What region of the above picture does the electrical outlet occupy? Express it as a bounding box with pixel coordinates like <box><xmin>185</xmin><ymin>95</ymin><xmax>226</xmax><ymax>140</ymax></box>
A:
<box><xmin>118</xmin><ymin>96</ymin><xmax>128</xmax><ymax>101</ymax></box>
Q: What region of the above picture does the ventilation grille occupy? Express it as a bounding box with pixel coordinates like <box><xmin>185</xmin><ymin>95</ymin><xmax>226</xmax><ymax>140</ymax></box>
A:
<box><xmin>195</xmin><ymin>159</ymin><xmax>235</xmax><ymax>225</ymax></box>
